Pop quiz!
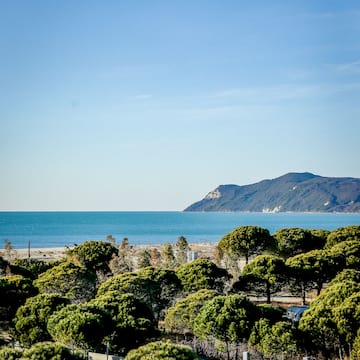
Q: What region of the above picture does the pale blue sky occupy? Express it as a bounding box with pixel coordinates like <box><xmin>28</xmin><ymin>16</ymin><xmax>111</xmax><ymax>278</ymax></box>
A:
<box><xmin>1</xmin><ymin>1</ymin><xmax>359</xmax><ymax>211</ymax></box>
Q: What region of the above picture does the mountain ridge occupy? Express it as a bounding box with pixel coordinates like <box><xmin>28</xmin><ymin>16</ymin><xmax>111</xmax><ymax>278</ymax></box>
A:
<box><xmin>184</xmin><ymin>172</ymin><xmax>360</xmax><ymax>213</ymax></box>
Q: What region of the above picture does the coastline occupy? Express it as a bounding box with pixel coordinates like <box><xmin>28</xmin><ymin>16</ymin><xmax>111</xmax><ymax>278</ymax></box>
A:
<box><xmin>2</xmin><ymin>212</ymin><xmax>359</xmax><ymax>251</ymax></box>
<box><xmin>13</xmin><ymin>242</ymin><xmax>218</xmax><ymax>262</ymax></box>
<box><xmin>15</xmin><ymin>247</ymin><xmax>69</xmax><ymax>261</ymax></box>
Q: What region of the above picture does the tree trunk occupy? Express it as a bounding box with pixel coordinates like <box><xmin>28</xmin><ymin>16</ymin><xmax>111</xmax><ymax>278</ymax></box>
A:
<box><xmin>226</xmin><ymin>340</ymin><xmax>230</xmax><ymax>360</ymax></box>
<box><xmin>316</xmin><ymin>282</ymin><xmax>322</xmax><ymax>295</ymax></box>
<box><xmin>302</xmin><ymin>284</ymin><xmax>306</xmax><ymax>305</ymax></box>
<box><xmin>266</xmin><ymin>283</ymin><xmax>271</xmax><ymax>304</ymax></box>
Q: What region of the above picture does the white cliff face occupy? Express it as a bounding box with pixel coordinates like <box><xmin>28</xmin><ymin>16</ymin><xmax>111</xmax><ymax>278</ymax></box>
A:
<box><xmin>205</xmin><ymin>189</ymin><xmax>221</xmax><ymax>199</ymax></box>
<box><xmin>262</xmin><ymin>206</ymin><xmax>282</xmax><ymax>213</ymax></box>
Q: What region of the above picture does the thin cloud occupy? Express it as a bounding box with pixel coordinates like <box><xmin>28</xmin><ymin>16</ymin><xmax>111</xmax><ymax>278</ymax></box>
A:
<box><xmin>335</xmin><ymin>60</ymin><xmax>360</xmax><ymax>74</ymax></box>
<box><xmin>210</xmin><ymin>84</ymin><xmax>320</xmax><ymax>102</ymax></box>
<box><xmin>132</xmin><ymin>94</ymin><xmax>153</xmax><ymax>100</ymax></box>
<box><xmin>209</xmin><ymin>82</ymin><xmax>360</xmax><ymax>104</ymax></box>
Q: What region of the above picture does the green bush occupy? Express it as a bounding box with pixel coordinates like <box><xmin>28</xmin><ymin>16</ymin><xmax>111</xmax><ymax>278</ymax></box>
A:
<box><xmin>125</xmin><ymin>341</ymin><xmax>200</xmax><ymax>360</ymax></box>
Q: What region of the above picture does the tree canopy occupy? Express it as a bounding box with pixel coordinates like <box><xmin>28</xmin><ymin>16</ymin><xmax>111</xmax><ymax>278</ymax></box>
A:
<box><xmin>136</xmin><ymin>249</ymin><xmax>152</xmax><ymax>269</ymax></box>
<box><xmin>249</xmin><ymin>320</ymin><xmax>298</xmax><ymax>360</ymax></box>
<box><xmin>2</xmin><ymin>225</ymin><xmax>360</xmax><ymax>360</ymax></box>
<box><xmin>0</xmin><ymin>342</ymin><xmax>82</xmax><ymax>360</ymax></box>
<box><xmin>328</xmin><ymin>240</ymin><xmax>360</xmax><ymax>271</ymax></box>
<box><xmin>22</xmin><ymin>341</ymin><xmax>81</xmax><ymax>360</ymax></box>
<box><xmin>67</xmin><ymin>240</ymin><xmax>118</xmax><ymax>273</ymax></box>
<box><xmin>299</xmin><ymin>269</ymin><xmax>360</xmax><ymax>358</ymax></box>
<box><xmin>176</xmin><ymin>258</ymin><xmax>230</xmax><ymax>293</ymax></box>
<box><xmin>234</xmin><ymin>255</ymin><xmax>286</xmax><ymax>303</ymax></box>
<box><xmin>175</xmin><ymin>236</ymin><xmax>190</xmax><ymax>266</ymax></box>
<box><xmin>0</xmin><ymin>275</ymin><xmax>36</xmax><ymax>319</ymax></box>
<box><xmin>91</xmin><ymin>292</ymin><xmax>156</xmax><ymax>354</ymax></box>
<box><xmin>47</xmin><ymin>303</ymin><xmax>111</xmax><ymax>351</ymax></box>
<box><xmin>137</xmin><ymin>266</ymin><xmax>182</xmax><ymax>319</ymax></box>
<box><xmin>218</xmin><ymin>225</ymin><xmax>273</xmax><ymax>264</ymax></box>
<box><xmin>34</xmin><ymin>262</ymin><xmax>96</xmax><ymax>303</ymax></box>
<box><xmin>161</xmin><ymin>243</ymin><xmax>176</xmax><ymax>269</ymax></box>
<box><xmin>96</xmin><ymin>267</ymin><xmax>181</xmax><ymax>321</ymax></box>
<box><xmin>256</xmin><ymin>304</ymin><xmax>284</xmax><ymax>324</ymax></box>
<box><xmin>351</xmin><ymin>329</ymin><xmax>360</xmax><ymax>360</ymax></box>
<box><xmin>164</xmin><ymin>289</ymin><xmax>218</xmax><ymax>335</ymax></box>
<box><xmin>12</xmin><ymin>293</ymin><xmax>69</xmax><ymax>346</ymax></box>
<box><xmin>273</xmin><ymin>227</ymin><xmax>321</xmax><ymax>258</ymax></box>
<box><xmin>13</xmin><ymin>258</ymin><xmax>53</xmax><ymax>279</ymax></box>
<box><xmin>285</xmin><ymin>249</ymin><xmax>336</xmax><ymax>301</ymax></box>
<box><xmin>125</xmin><ymin>341</ymin><xmax>200</xmax><ymax>360</ymax></box>
<box><xmin>193</xmin><ymin>294</ymin><xmax>258</xmax><ymax>356</ymax></box>
<box><xmin>0</xmin><ymin>346</ymin><xmax>23</xmax><ymax>360</ymax></box>
<box><xmin>325</xmin><ymin>225</ymin><xmax>360</xmax><ymax>249</ymax></box>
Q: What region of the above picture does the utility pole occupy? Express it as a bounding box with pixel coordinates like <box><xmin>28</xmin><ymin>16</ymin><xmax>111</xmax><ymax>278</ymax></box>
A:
<box><xmin>27</xmin><ymin>240</ymin><xmax>31</xmax><ymax>260</ymax></box>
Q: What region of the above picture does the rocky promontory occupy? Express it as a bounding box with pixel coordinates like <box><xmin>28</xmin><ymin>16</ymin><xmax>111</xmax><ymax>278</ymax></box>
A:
<box><xmin>184</xmin><ymin>172</ymin><xmax>360</xmax><ymax>213</ymax></box>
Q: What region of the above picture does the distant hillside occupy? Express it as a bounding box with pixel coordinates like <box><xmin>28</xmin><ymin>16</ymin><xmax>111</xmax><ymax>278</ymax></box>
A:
<box><xmin>184</xmin><ymin>173</ymin><xmax>360</xmax><ymax>213</ymax></box>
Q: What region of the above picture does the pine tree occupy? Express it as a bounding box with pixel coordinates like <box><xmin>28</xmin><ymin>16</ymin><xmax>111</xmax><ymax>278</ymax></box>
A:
<box><xmin>161</xmin><ymin>243</ymin><xmax>176</xmax><ymax>269</ymax></box>
<box><xmin>137</xmin><ymin>249</ymin><xmax>152</xmax><ymax>269</ymax></box>
<box><xmin>175</xmin><ymin>236</ymin><xmax>189</xmax><ymax>266</ymax></box>
<box><xmin>150</xmin><ymin>248</ymin><xmax>161</xmax><ymax>268</ymax></box>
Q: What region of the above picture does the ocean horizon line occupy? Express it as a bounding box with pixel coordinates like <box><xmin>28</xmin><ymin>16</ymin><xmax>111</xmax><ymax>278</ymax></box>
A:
<box><xmin>1</xmin><ymin>210</ymin><xmax>360</xmax><ymax>214</ymax></box>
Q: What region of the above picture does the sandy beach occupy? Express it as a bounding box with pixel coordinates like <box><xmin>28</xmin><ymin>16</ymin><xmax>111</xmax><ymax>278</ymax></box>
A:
<box><xmin>15</xmin><ymin>247</ymin><xmax>69</xmax><ymax>261</ymax></box>
<box><xmin>12</xmin><ymin>242</ymin><xmax>218</xmax><ymax>262</ymax></box>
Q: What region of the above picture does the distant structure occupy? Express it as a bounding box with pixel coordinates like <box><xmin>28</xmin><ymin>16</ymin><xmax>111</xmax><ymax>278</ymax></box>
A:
<box><xmin>106</xmin><ymin>235</ymin><xmax>116</xmax><ymax>244</ymax></box>
<box><xmin>187</xmin><ymin>250</ymin><xmax>198</xmax><ymax>262</ymax></box>
<box><xmin>286</xmin><ymin>305</ymin><xmax>309</xmax><ymax>322</ymax></box>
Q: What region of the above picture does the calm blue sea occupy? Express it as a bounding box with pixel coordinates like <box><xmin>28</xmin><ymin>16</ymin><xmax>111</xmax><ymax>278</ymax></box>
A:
<box><xmin>0</xmin><ymin>211</ymin><xmax>359</xmax><ymax>249</ymax></box>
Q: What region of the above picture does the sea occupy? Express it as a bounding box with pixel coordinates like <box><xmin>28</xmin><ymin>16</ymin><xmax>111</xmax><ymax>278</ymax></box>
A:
<box><xmin>0</xmin><ymin>211</ymin><xmax>359</xmax><ymax>249</ymax></box>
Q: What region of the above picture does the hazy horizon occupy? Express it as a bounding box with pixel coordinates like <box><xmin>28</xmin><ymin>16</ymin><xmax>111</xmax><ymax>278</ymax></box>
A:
<box><xmin>1</xmin><ymin>1</ymin><xmax>360</xmax><ymax>211</ymax></box>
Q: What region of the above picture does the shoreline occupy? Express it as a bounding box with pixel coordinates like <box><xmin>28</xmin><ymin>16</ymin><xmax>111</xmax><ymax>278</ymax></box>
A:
<box><xmin>14</xmin><ymin>247</ymin><xmax>69</xmax><ymax>260</ymax></box>
<box><xmin>12</xmin><ymin>242</ymin><xmax>218</xmax><ymax>262</ymax></box>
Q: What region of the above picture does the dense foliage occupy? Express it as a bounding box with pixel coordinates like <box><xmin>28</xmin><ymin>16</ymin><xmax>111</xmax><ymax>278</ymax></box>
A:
<box><xmin>97</xmin><ymin>267</ymin><xmax>181</xmax><ymax>320</ymax></box>
<box><xmin>299</xmin><ymin>269</ymin><xmax>360</xmax><ymax>358</ymax></box>
<box><xmin>0</xmin><ymin>275</ymin><xmax>36</xmax><ymax>319</ymax></box>
<box><xmin>12</xmin><ymin>293</ymin><xmax>69</xmax><ymax>346</ymax></box>
<box><xmin>125</xmin><ymin>341</ymin><xmax>200</xmax><ymax>360</ymax></box>
<box><xmin>175</xmin><ymin>236</ymin><xmax>190</xmax><ymax>266</ymax></box>
<box><xmin>0</xmin><ymin>342</ymin><xmax>81</xmax><ymax>360</ymax></box>
<box><xmin>285</xmin><ymin>249</ymin><xmax>335</xmax><ymax>301</ymax></box>
<box><xmin>91</xmin><ymin>292</ymin><xmax>156</xmax><ymax>353</ymax></box>
<box><xmin>234</xmin><ymin>255</ymin><xmax>286</xmax><ymax>303</ymax></box>
<box><xmin>0</xmin><ymin>346</ymin><xmax>23</xmax><ymax>360</ymax></box>
<box><xmin>249</xmin><ymin>320</ymin><xmax>298</xmax><ymax>360</ymax></box>
<box><xmin>21</xmin><ymin>341</ymin><xmax>81</xmax><ymax>360</ymax></box>
<box><xmin>176</xmin><ymin>258</ymin><xmax>230</xmax><ymax>293</ymax></box>
<box><xmin>67</xmin><ymin>240</ymin><xmax>118</xmax><ymax>272</ymax></box>
<box><xmin>218</xmin><ymin>225</ymin><xmax>273</xmax><ymax>264</ymax></box>
<box><xmin>325</xmin><ymin>225</ymin><xmax>360</xmax><ymax>248</ymax></box>
<box><xmin>47</xmin><ymin>303</ymin><xmax>110</xmax><ymax>351</ymax></box>
<box><xmin>164</xmin><ymin>289</ymin><xmax>218</xmax><ymax>334</ymax></box>
<box><xmin>273</xmin><ymin>227</ymin><xmax>323</xmax><ymax>258</ymax></box>
<box><xmin>13</xmin><ymin>258</ymin><xmax>53</xmax><ymax>279</ymax></box>
<box><xmin>193</xmin><ymin>295</ymin><xmax>258</xmax><ymax>349</ymax></box>
<box><xmin>1</xmin><ymin>226</ymin><xmax>360</xmax><ymax>359</ymax></box>
<box><xmin>34</xmin><ymin>262</ymin><xmax>96</xmax><ymax>303</ymax></box>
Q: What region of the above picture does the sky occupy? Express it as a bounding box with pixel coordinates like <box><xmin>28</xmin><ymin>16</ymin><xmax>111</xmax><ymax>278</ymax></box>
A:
<box><xmin>1</xmin><ymin>0</ymin><xmax>360</xmax><ymax>211</ymax></box>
